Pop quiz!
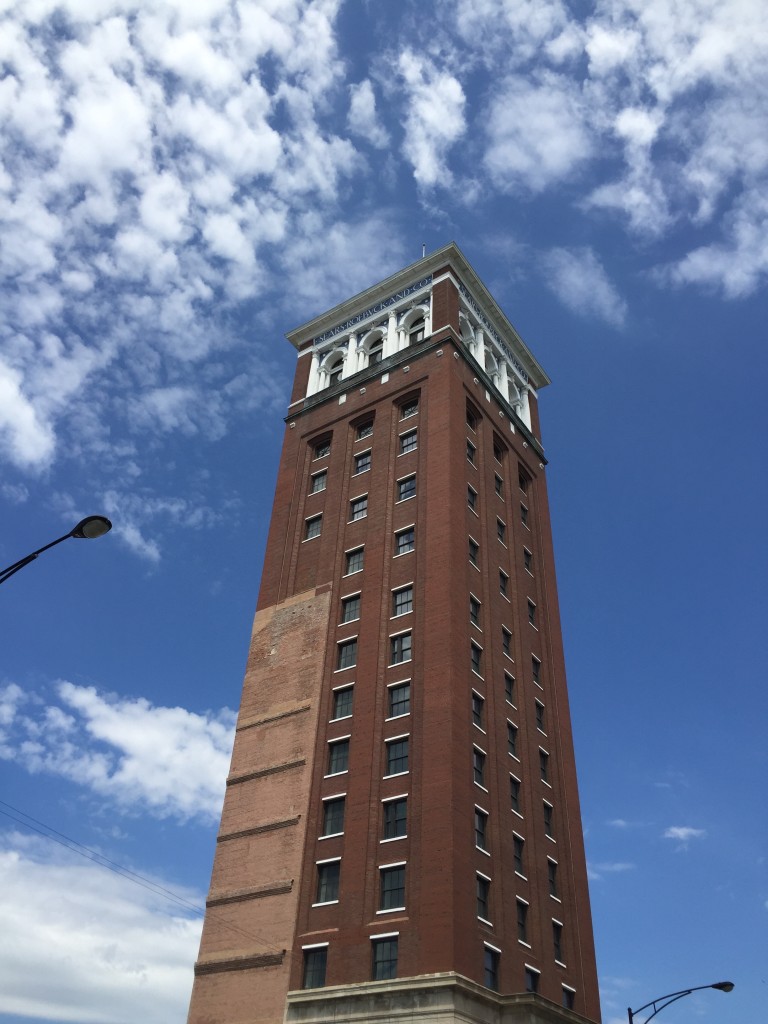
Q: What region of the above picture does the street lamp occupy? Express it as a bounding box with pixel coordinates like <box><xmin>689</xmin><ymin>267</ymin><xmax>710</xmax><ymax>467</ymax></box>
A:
<box><xmin>628</xmin><ymin>981</ymin><xmax>734</xmax><ymax>1024</ymax></box>
<box><xmin>0</xmin><ymin>516</ymin><xmax>113</xmax><ymax>584</ymax></box>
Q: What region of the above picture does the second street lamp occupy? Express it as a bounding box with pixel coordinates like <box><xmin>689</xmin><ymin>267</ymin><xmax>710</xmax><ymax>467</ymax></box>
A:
<box><xmin>0</xmin><ymin>516</ymin><xmax>113</xmax><ymax>585</ymax></box>
<box><xmin>628</xmin><ymin>981</ymin><xmax>734</xmax><ymax>1024</ymax></box>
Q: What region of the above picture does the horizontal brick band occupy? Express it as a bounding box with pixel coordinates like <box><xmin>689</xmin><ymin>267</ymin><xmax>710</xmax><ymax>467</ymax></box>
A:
<box><xmin>206</xmin><ymin>881</ymin><xmax>293</xmax><ymax>907</ymax></box>
<box><xmin>194</xmin><ymin>952</ymin><xmax>284</xmax><ymax>976</ymax></box>
<box><xmin>218</xmin><ymin>816</ymin><xmax>300</xmax><ymax>843</ymax></box>
<box><xmin>227</xmin><ymin>758</ymin><xmax>306</xmax><ymax>786</ymax></box>
<box><xmin>237</xmin><ymin>704</ymin><xmax>311</xmax><ymax>731</ymax></box>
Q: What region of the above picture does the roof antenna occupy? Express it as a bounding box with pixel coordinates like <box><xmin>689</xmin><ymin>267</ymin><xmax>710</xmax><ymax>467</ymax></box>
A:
<box><xmin>422</xmin><ymin>243</ymin><xmax>426</xmax><ymax>258</ymax></box>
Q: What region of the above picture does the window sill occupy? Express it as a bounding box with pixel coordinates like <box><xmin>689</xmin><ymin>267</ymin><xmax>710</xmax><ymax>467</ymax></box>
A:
<box><xmin>376</xmin><ymin>907</ymin><xmax>406</xmax><ymax>915</ymax></box>
<box><xmin>312</xmin><ymin>900</ymin><xmax>339</xmax><ymax>907</ymax></box>
<box><xmin>383</xmin><ymin>771</ymin><xmax>409</xmax><ymax>779</ymax></box>
<box><xmin>319</xmin><ymin>832</ymin><xmax>344</xmax><ymax>840</ymax></box>
<box><xmin>380</xmin><ymin>835</ymin><xmax>407</xmax><ymax>844</ymax></box>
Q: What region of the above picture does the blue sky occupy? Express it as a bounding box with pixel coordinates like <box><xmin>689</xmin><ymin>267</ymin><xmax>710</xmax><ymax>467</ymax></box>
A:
<box><xmin>0</xmin><ymin>1</ymin><xmax>765</xmax><ymax>1022</ymax></box>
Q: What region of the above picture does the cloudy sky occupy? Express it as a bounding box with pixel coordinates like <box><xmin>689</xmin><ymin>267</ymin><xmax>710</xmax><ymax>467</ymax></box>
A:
<box><xmin>1</xmin><ymin>1</ymin><xmax>765</xmax><ymax>1022</ymax></box>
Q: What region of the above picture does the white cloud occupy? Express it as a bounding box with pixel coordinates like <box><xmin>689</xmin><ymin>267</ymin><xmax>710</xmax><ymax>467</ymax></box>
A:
<box><xmin>0</xmin><ymin>838</ymin><xmax>200</xmax><ymax>1024</ymax></box>
<box><xmin>348</xmin><ymin>79</ymin><xmax>390</xmax><ymax>149</ymax></box>
<box><xmin>1</xmin><ymin>681</ymin><xmax>236</xmax><ymax>823</ymax></box>
<box><xmin>398</xmin><ymin>50</ymin><xmax>466</xmax><ymax>188</ymax></box>
<box><xmin>588</xmin><ymin>861</ymin><xmax>636</xmax><ymax>880</ymax></box>
<box><xmin>664</xmin><ymin>825</ymin><xmax>707</xmax><ymax>843</ymax></box>
<box><xmin>541</xmin><ymin>247</ymin><xmax>627</xmax><ymax>327</ymax></box>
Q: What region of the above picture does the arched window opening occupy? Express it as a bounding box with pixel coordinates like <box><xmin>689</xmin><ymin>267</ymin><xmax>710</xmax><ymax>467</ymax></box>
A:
<box><xmin>327</xmin><ymin>354</ymin><xmax>344</xmax><ymax>386</ymax></box>
<box><xmin>408</xmin><ymin>316</ymin><xmax>425</xmax><ymax>345</ymax></box>
<box><xmin>484</xmin><ymin>348</ymin><xmax>498</xmax><ymax>375</ymax></box>
<box><xmin>368</xmin><ymin>337</ymin><xmax>383</xmax><ymax>366</ymax></box>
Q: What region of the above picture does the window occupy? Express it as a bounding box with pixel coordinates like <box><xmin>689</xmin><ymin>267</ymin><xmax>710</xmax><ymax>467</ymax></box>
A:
<box><xmin>474</xmin><ymin>808</ymin><xmax>488</xmax><ymax>851</ymax></box>
<box><xmin>528</xmin><ymin>600</ymin><xmax>537</xmax><ymax>626</ymax></box>
<box><xmin>305</xmin><ymin>515</ymin><xmax>322</xmax><ymax>540</ymax></box>
<box><xmin>548</xmin><ymin>859</ymin><xmax>558</xmax><ymax>898</ymax></box>
<box><xmin>469</xmin><ymin>538</ymin><xmax>479</xmax><ymax>566</ymax></box>
<box><xmin>353</xmin><ymin>451</ymin><xmax>371</xmax><ymax>475</ymax></box>
<box><xmin>519</xmin><ymin>469</ymin><xmax>529</xmax><ymax>494</ymax></box>
<box><xmin>380</xmin><ymin>866</ymin><xmax>405</xmax><ymax>910</ymax></box>
<box><xmin>536</xmin><ymin>701</ymin><xmax>545</xmax><ymax>732</ymax></box>
<box><xmin>369</xmin><ymin>339</ymin><xmax>383</xmax><ymax>365</ymax></box>
<box><xmin>470</xmin><ymin>641</ymin><xmax>483</xmax><ymax>675</ymax></box>
<box><xmin>525</xmin><ymin>967</ymin><xmax>539</xmax><ymax>993</ymax></box>
<box><xmin>513</xmin><ymin>834</ymin><xmax>525</xmax><ymax>875</ymax></box>
<box><xmin>395</xmin><ymin>527</ymin><xmax>414</xmax><ymax>555</ymax></box>
<box><xmin>337</xmin><ymin>639</ymin><xmax>357</xmax><ymax>670</ymax></box>
<box><xmin>505</xmin><ymin>672</ymin><xmax>515</xmax><ymax>704</ymax></box>
<box><xmin>327</xmin><ymin>740</ymin><xmax>349</xmax><ymax>775</ymax></box>
<box><xmin>553</xmin><ymin>921</ymin><xmax>564</xmax><ymax>962</ymax></box>
<box><xmin>562</xmin><ymin>987</ymin><xmax>576</xmax><ymax>1010</ymax></box>
<box><xmin>383</xmin><ymin>798</ymin><xmax>407</xmax><ymax>839</ymax></box>
<box><xmin>385</xmin><ymin>737</ymin><xmax>409</xmax><ymax>775</ymax></box>
<box><xmin>372</xmin><ymin>937</ymin><xmax>398</xmax><ymax>980</ymax></box>
<box><xmin>467</xmin><ymin>485</ymin><xmax>478</xmax><ymax>512</ymax></box>
<box><xmin>345</xmin><ymin>547</ymin><xmax>364</xmax><ymax>574</ymax></box>
<box><xmin>408</xmin><ymin>317</ymin><xmax>425</xmax><ymax>344</ymax></box>
<box><xmin>502</xmin><ymin>627</ymin><xmax>512</xmax><ymax>656</ymax></box>
<box><xmin>476</xmin><ymin>875</ymin><xmax>491</xmax><ymax>920</ymax></box>
<box><xmin>499</xmin><ymin>570</ymin><xmax>509</xmax><ymax>597</ymax></box>
<box><xmin>483</xmin><ymin>947</ymin><xmax>499</xmax><ymax>991</ymax></box>
<box><xmin>400</xmin><ymin>398</ymin><xmax>418</xmax><ymax>419</ymax></box>
<box><xmin>392</xmin><ymin>586</ymin><xmax>413</xmax><ymax>617</ymax></box>
<box><xmin>510</xmin><ymin>775</ymin><xmax>521</xmax><ymax>813</ymax></box>
<box><xmin>399</xmin><ymin>429</ymin><xmax>417</xmax><ymax>454</ymax></box>
<box><xmin>357</xmin><ymin>420</ymin><xmax>373</xmax><ymax>440</ymax></box>
<box><xmin>497</xmin><ymin>518</ymin><xmax>506</xmax><ymax>543</ymax></box>
<box><xmin>466</xmin><ymin>405</ymin><xmax>478</xmax><ymax>431</ymax></box>
<box><xmin>466</xmin><ymin>439</ymin><xmax>476</xmax><ymax>465</ymax></box>
<box><xmin>302</xmin><ymin>947</ymin><xmax>327</xmax><ymax>989</ymax></box>
<box><xmin>517</xmin><ymin>899</ymin><xmax>529</xmax><ymax>943</ymax></box>
<box><xmin>543</xmin><ymin>801</ymin><xmax>554</xmax><ymax>838</ymax></box>
<box><xmin>532</xmin><ymin>657</ymin><xmax>542</xmax><ymax>686</ymax></box>
<box><xmin>341</xmin><ymin>594</ymin><xmax>361</xmax><ymax>623</ymax></box>
<box><xmin>397</xmin><ymin>475</ymin><xmax>416</xmax><ymax>501</ymax></box>
<box><xmin>390</xmin><ymin>632</ymin><xmax>412</xmax><ymax>665</ymax></box>
<box><xmin>332</xmin><ymin>687</ymin><xmax>353</xmax><ymax>720</ymax></box>
<box><xmin>469</xmin><ymin>595</ymin><xmax>481</xmax><ymax>626</ymax></box>
<box><xmin>322</xmin><ymin>797</ymin><xmax>345</xmax><ymax>837</ymax></box>
<box><xmin>540</xmin><ymin>749</ymin><xmax>550</xmax><ymax>784</ymax></box>
<box><xmin>521</xmin><ymin>504</ymin><xmax>529</xmax><ymax>527</ymax></box>
<box><xmin>328</xmin><ymin>358</ymin><xmax>343</xmax><ymax>385</ymax></box>
<box><xmin>473</xmin><ymin>747</ymin><xmax>486</xmax><ymax>786</ymax></box>
<box><xmin>314</xmin><ymin>439</ymin><xmax>331</xmax><ymax>459</ymax></box>
<box><xmin>472</xmin><ymin>692</ymin><xmax>484</xmax><ymax>728</ymax></box>
<box><xmin>507</xmin><ymin>722</ymin><xmax>518</xmax><ymax>757</ymax></box>
<box><xmin>495</xmin><ymin>474</ymin><xmax>503</xmax><ymax>496</ymax></box>
<box><xmin>350</xmin><ymin>495</ymin><xmax>368</xmax><ymax>521</ymax></box>
<box><xmin>315</xmin><ymin>861</ymin><xmax>340</xmax><ymax>903</ymax></box>
<box><xmin>388</xmin><ymin>682</ymin><xmax>410</xmax><ymax>718</ymax></box>
<box><xmin>310</xmin><ymin>471</ymin><xmax>327</xmax><ymax>494</ymax></box>
<box><xmin>493</xmin><ymin>441</ymin><xmax>503</xmax><ymax>463</ymax></box>
<box><xmin>524</xmin><ymin>549</ymin><xmax>533</xmax><ymax>573</ymax></box>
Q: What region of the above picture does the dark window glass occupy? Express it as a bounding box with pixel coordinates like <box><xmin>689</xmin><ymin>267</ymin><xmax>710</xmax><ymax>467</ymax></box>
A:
<box><xmin>528</xmin><ymin>600</ymin><xmax>536</xmax><ymax>626</ymax></box>
<box><xmin>543</xmin><ymin>802</ymin><xmax>554</xmax><ymax>837</ymax></box>
<box><xmin>514</xmin><ymin>835</ymin><xmax>525</xmax><ymax>875</ymax></box>
<box><xmin>341</xmin><ymin>594</ymin><xmax>360</xmax><ymax>622</ymax></box>
<box><xmin>399</xmin><ymin>429</ymin><xmax>417</xmax><ymax>454</ymax></box>
<box><xmin>332</xmin><ymin>687</ymin><xmax>353</xmax><ymax>719</ymax></box>
<box><xmin>510</xmin><ymin>775</ymin><xmax>521</xmax><ymax>813</ymax></box>
<box><xmin>383</xmin><ymin>797</ymin><xmax>407</xmax><ymax>839</ymax></box>
<box><xmin>497</xmin><ymin>519</ymin><xmax>506</xmax><ymax>543</ymax></box>
<box><xmin>467</xmin><ymin>406</ymin><xmax>478</xmax><ymax>431</ymax></box>
<box><xmin>477</xmin><ymin>875</ymin><xmax>490</xmax><ymax>919</ymax></box>
<box><xmin>499</xmin><ymin>571</ymin><xmax>508</xmax><ymax>596</ymax></box>
<box><xmin>469</xmin><ymin>538</ymin><xmax>479</xmax><ymax>566</ymax></box>
<box><xmin>400</xmin><ymin>399</ymin><xmax>418</xmax><ymax>419</ymax></box>
<box><xmin>502</xmin><ymin>627</ymin><xmax>512</xmax><ymax>656</ymax></box>
<box><xmin>483</xmin><ymin>947</ymin><xmax>499</xmax><ymax>991</ymax></box>
<box><xmin>471</xmin><ymin>642</ymin><xmax>482</xmax><ymax>674</ymax></box>
<box><xmin>536</xmin><ymin>702</ymin><xmax>545</xmax><ymax>732</ymax></box>
<box><xmin>524</xmin><ymin>549</ymin><xmax>533</xmax><ymax>573</ymax></box>
<box><xmin>472</xmin><ymin>693</ymin><xmax>484</xmax><ymax>728</ymax></box>
<box><xmin>380</xmin><ymin>866</ymin><xmax>405</xmax><ymax>910</ymax></box>
<box><xmin>328</xmin><ymin>360</ymin><xmax>343</xmax><ymax>385</ymax></box>
<box><xmin>562</xmin><ymin>989</ymin><xmax>575</xmax><ymax>1010</ymax></box>
<box><xmin>369</xmin><ymin>340</ymin><xmax>383</xmax><ymax>365</ymax></box>
<box><xmin>310</xmin><ymin>471</ymin><xmax>327</xmax><ymax>493</ymax></box>
<box><xmin>548</xmin><ymin>859</ymin><xmax>558</xmax><ymax>897</ymax></box>
<box><xmin>354</xmin><ymin>452</ymin><xmax>371</xmax><ymax>475</ymax></box>
<box><xmin>386</xmin><ymin>738</ymin><xmax>409</xmax><ymax>775</ymax></box>
<box><xmin>467</xmin><ymin>440</ymin><xmax>476</xmax><ymax>464</ymax></box>
<box><xmin>525</xmin><ymin>968</ymin><xmax>539</xmax><ymax>993</ymax></box>
<box><xmin>392</xmin><ymin>586</ymin><xmax>413</xmax><ymax>616</ymax></box>
<box><xmin>517</xmin><ymin>900</ymin><xmax>528</xmax><ymax>942</ymax></box>
<box><xmin>519</xmin><ymin>469</ymin><xmax>529</xmax><ymax>493</ymax></box>
<box><xmin>388</xmin><ymin>682</ymin><xmax>410</xmax><ymax>718</ymax></box>
<box><xmin>395</xmin><ymin>528</ymin><xmax>414</xmax><ymax>554</ymax></box>
<box><xmin>473</xmin><ymin>748</ymin><xmax>486</xmax><ymax>786</ymax></box>
<box><xmin>467</xmin><ymin>485</ymin><xmax>478</xmax><ymax>511</ymax></box>
<box><xmin>327</xmin><ymin>740</ymin><xmax>349</xmax><ymax>775</ymax></box>
<box><xmin>316</xmin><ymin>861</ymin><xmax>340</xmax><ymax>903</ymax></box>
<box><xmin>540</xmin><ymin>750</ymin><xmax>550</xmax><ymax>783</ymax></box>
<box><xmin>303</xmin><ymin>947</ymin><xmax>327</xmax><ymax>989</ymax></box>
<box><xmin>357</xmin><ymin>421</ymin><xmax>373</xmax><ymax>439</ymax></box>
<box><xmin>337</xmin><ymin>639</ymin><xmax>357</xmax><ymax>670</ymax></box>
<box><xmin>397</xmin><ymin>476</ymin><xmax>416</xmax><ymax>501</ymax></box>
<box><xmin>474</xmin><ymin>808</ymin><xmax>488</xmax><ymax>850</ymax></box>
<box><xmin>372</xmin><ymin>937</ymin><xmax>398</xmax><ymax>980</ymax></box>
<box><xmin>470</xmin><ymin>595</ymin><xmax>480</xmax><ymax>626</ymax></box>
<box><xmin>390</xmin><ymin>633</ymin><xmax>412</xmax><ymax>664</ymax></box>
<box><xmin>495</xmin><ymin>474</ymin><xmax>503</xmax><ymax>496</ymax></box>
<box><xmin>350</xmin><ymin>495</ymin><xmax>368</xmax><ymax>520</ymax></box>
<box><xmin>505</xmin><ymin>673</ymin><xmax>515</xmax><ymax>704</ymax></box>
<box><xmin>521</xmin><ymin>503</ymin><xmax>529</xmax><ymax>526</ymax></box>
<box><xmin>314</xmin><ymin>439</ymin><xmax>331</xmax><ymax>459</ymax></box>
<box><xmin>553</xmin><ymin>922</ymin><xmax>564</xmax><ymax>962</ymax></box>
<box><xmin>532</xmin><ymin>657</ymin><xmax>542</xmax><ymax>686</ymax></box>
<box><xmin>408</xmin><ymin>317</ymin><xmax>425</xmax><ymax>344</ymax></box>
<box><xmin>493</xmin><ymin>442</ymin><xmax>503</xmax><ymax>463</ymax></box>
<box><xmin>305</xmin><ymin>515</ymin><xmax>322</xmax><ymax>539</ymax></box>
<box><xmin>508</xmin><ymin>722</ymin><xmax>518</xmax><ymax>757</ymax></box>
<box><xmin>322</xmin><ymin>797</ymin><xmax>345</xmax><ymax>836</ymax></box>
<box><xmin>345</xmin><ymin>548</ymin><xmax>364</xmax><ymax>574</ymax></box>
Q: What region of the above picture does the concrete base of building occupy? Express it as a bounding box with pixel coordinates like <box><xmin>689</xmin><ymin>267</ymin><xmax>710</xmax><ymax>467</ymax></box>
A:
<box><xmin>286</xmin><ymin>974</ymin><xmax>592</xmax><ymax>1024</ymax></box>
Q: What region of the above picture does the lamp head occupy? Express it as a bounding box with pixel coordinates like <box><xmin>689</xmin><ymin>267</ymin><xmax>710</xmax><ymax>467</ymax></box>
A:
<box><xmin>70</xmin><ymin>516</ymin><xmax>112</xmax><ymax>540</ymax></box>
<box><xmin>712</xmin><ymin>982</ymin><xmax>734</xmax><ymax>993</ymax></box>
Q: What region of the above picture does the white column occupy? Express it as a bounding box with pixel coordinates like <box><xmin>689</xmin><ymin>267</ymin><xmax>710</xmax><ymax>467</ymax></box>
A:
<box><xmin>384</xmin><ymin>311</ymin><xmax>397</xmax><ymax>359</ymax></box>
<box><xmin>473</xmin><ymin>327</ymin><xmax>484</xmax><ymax>363</ymax></box>
<box><xmin>520</xmin><ymin>386</ymin><xmax>531</xmax><ymax>428</ymax></box>
<box><xmin>497</xmin><ymin>361</ymin><xmax>510</xmax><ymax>402</ymax></box>
<box><xmin>343</xmin><ymin>333</ymin><xmax>357</xmax><ymax>378</ymax></box>
<box><xmin>307</xmin><ymin>350</ymin><xmax>321</xmax><ymax>396</ymax></box>
<box><xmin>424</xmin><ymin>297</ymin><xmax>432</xmax><ymax>337</ymax></box>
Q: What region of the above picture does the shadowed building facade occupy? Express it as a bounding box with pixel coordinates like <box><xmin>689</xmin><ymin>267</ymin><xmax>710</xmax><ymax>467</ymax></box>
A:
<box><xmin>187</xmin><ymin>244</ymin><xmax>601</xmax><ymax>1024</ymax></box>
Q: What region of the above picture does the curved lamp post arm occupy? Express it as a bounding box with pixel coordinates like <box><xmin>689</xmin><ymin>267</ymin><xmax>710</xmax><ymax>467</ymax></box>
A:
<box><xmin>628</xmin><ymin>982</ymin><xmax>734</xmax><ymax>1024</ymax></box>
<box><xmin>0</xmin><ymin>517</ymin><xmax>112</xmax><ymax>585</ymax></box>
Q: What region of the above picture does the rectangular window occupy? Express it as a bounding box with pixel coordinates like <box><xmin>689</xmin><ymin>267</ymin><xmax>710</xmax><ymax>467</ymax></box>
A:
<box><xmin>469</xmin><ymin>538</ymin><xmax>479</xmax><ymax>566</ymax></box>
<box><xmin>322</xmin><ymin>797</ymin><xmax>345</xmax><ymax>837</ymax></box>
<box><xmin>305</xmin><ymin>515</ymin><xmax>322</xmax><ymax>540</ymax></box>
<box><xmin>513</xmin><ymin>834</ymin><xmax>525</xmax><ymax>875</ymax></box>
<box><xmin>386</xmin><ymin>738</ymin><xmax>409</xmax><ymax>775</ymax></box>
<box><xmin>353</xmin><ymin>451</ymin><xmax>371</xmax><ymax>475</ymax></box>
<box><xmin>302</xmin><ymin>947</ymin><xmax>327</xmax><ymax>989</ymax></box>
<box><xmin>499</xmin><ymin>570</ymin><xmax>509</xmax><ymax>597</ymax></box>
<box><xmin>536</xmin><ymin>701</ymin><xmax>545</xmax><ymax>732</ymax></box>
<box><xmin>524</xmin><ymin>549</ymin><xmax>533</xmax><ymax>573</ymax></box>
<box><xmin>470</xmin><ymin>641</ymin><xmax>483</xmax><ymax>675</ymax></box>
<box><xmin>390</xmin><ymin>632</ymin><xmax>412</xmax><ymax>665</ymax></box>
<box><xmin>510</xmin><ymin>775</ymin><xmax>521</xmax><ymax>813</ymax></box>
<box><xmin>400</xmin><ymin>398</ymin><xmax>418</xmax><ymax>419</ymax></box>
<box><xmin>548</xmin><ymin>859</ymin><xmax>558</xmax><ymax>898</ymax></box>
<box><xmin>502</xmin><ymin>627</ymin><xmax>512</xmax><ymax>656</ymax></box>
<box><xmin>532</xmin><ymin>657</ymin><xmax>542</xmax><ymax>686</ymax></box>
<box><xmin>395</xmin><ymin>527</ymin><xmax>414</xmax><ymax>555</ymax></box>
<box><xmin>380</xmin><ymin>866</ymin><xmax>405</xmax><ymax>910</ymax></box>
<box><xmin>466</xmin><ymin>405</ymin><xmax>478</xmax><ymax>431</ymax></box>
<box><xmin>562</xmin><ymin>987</ymin><xmax>575</xmax><ymax>1010</ymax></box>
<box><xmin>483</xmin><ymin>946</ymin><xmax>499</xmax><ymax>991</ymax></box>
<box><xmin>350</xmin><ymin>495</ymin><xmax>368</xmax><ymax>521</ymax></box>
<box><xmin>497</xmin><ymin>519</ymin><xmax>506</xmax><ymax>543</ymax></box>
<box><xmin>399</xmin><ymin>429</ymin><xmax>417</xmax><ymax>454</ymax></box>
<box><xmin>383</xmin><ymin>797</ymin><xmax>407</xmax><ymax>839</ymax></box>
<box><xmin>474</xmin><ymin>808</ymin><xmax>488</xmax><ymax>851</ymax></box>
<box><xmin>316</xmin><ymin>861</ymin><xmax>340</xmax><ymax>903</ymax></box>
<box><xmin>507</xmin><ymin>722</ymin><xmax>518</xmax><ymax>757</ymax></box>
<box><xmin>327</xmin><ymin>739</ymin><xmax>349</xmax><ymax>775</ymax></box>
<box><xmin>517</xmin><ymin>899</ymin><xmax>528</xmax><ymax>943</ymax></box>
<box><xmin>372</xmin><ymin>937</ymin><xmax>398</xmax><ymax>980</ymax></box>
<box><xmin>553</xmin><ymin>921</ymin><xmax>564</xmax><ymax>962</ymax></box>
<box><xmin>519</xmin><ymin>469</ymin><xmax>529</xmax><ymax>493</ymax></box>
<box><xmin>540</xmin><ymin>749</ymin><xmax>550</xmax><ymax>783</ymax></box>
<box><xmin>472</xmin><ymin>692</ymin><xmax>484</xmax><ymax>728</ymax></box>
<box><xmin>337</xmin><ymin>639</ymin><xmax>357</xmax><ymax>670</ymax></box>
<box><xmin>469</xmin><ymin>595</ymin><xmax>481</xmax><ymax>626</ymax></box>
<box><xmin>521</xmin><ymin>504</ymin><xmax>529</xmax><ymax>527</ymax></box>
<box><xmin>476</xmin><ymin>875</ymin><xmax>491</xmax><ymax>920</ymax></box>
<box><xmin>341</xmin><ymin>594</ymin><xmax>361</xmax><ymax>623</ymax></box>
<box><xmin>493</xmin><ymin>441</ymin><xmax>503</xmax><ymax>463</ymax></box>
<box><xmin>467</xmin><ymin>485</ymin><xmax>478</xmax><ymax>512</ymax></box>
<box><xmin>397</xmin><ymin>475</ymin><xmax>416</xmax><ymax>501</ymax></box>
<box><xmin>310</xmin><ymin>471</ymin><xmax>327</xmax><ymax>494</ymax></box>
<box><xmin>314</xmin><ymin>439</ymin><xmax>331</xmax><ymax>459</ymax></box>
<box><xmin>505</xmin><ymin>672</ymin><xmax>515</xmax><ymax>704</ymax></box>
<box><xmin>388</xmin><ymin>682</ymin><xmax>410</xmax><ymax>718</ymax></box>
<box><xmin>332</xmin><ymin>686</ymin><xmax>353</xmax><ymax>720</ymax></box>
<box><xmin>525</xmin><ymin>967</ymin><xmax>539</xmax><ymax>993</ymax></box>
<box><xmin>473</xmin><ymin>747</ymin><xmax>486</xmax><ymax>787</ymax></box>
<box><xmin>466</xmin><ymin>439</ymin><xmax>476</xmax><ymax>464</ymax></box>
<box><xmin>543</xmin><ymin>801</ymin><xmax>554</xmax><ymax>838</ymax></box>
<box><xmin>528</xmin><ymin>600</ymin><xmax>536</xmax><ymax>626</ymax></box>
<box><xmin>495</xmin><ymin>474</ymin><xmax>503</xmax><ymax>496</ymax></box>
<box><xmin>345</xmin><ymin>547</ymin><xmax>364</xmax><ymax>574</ymax></box>
<box><xmin>392</xmin><ymin>586</ymin><xmax>413</xmax><ymax>617</ymax></box>
<box><xmin>357</xmin><ymin>420</ymin><xmax>373</xmax><ymax>440</ymax></box>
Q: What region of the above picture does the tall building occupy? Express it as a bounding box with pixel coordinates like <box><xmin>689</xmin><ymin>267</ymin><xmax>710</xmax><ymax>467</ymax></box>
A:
<box><xmin>188</xmin><ymin>244</ymin><xmax>600</xmax><ymax>1024</ymax></box>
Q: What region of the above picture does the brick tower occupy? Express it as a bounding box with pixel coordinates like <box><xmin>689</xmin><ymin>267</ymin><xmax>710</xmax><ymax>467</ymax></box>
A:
<box><xmin>188</xmin><ymin>243</ymin><xmax>601</xmax><ymax>1024</ymax></box>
